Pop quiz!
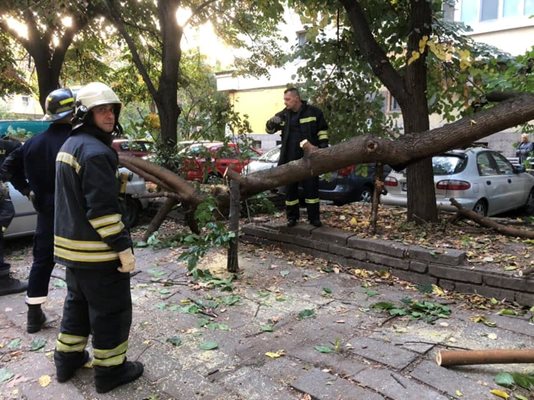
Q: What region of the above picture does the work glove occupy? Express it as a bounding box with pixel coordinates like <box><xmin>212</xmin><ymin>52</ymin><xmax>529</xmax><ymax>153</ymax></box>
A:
<box><xmin>268</xmin><ymin>116</ymin><xmax>282</xmax><ymax>126</ymax></box>
<box><xmin>117</xmin><ymin>248</ymin><xmax>136</xmax><ymax>273</ymax></box>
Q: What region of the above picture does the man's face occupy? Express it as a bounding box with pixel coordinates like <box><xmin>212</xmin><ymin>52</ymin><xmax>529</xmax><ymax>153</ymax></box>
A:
<box><xmin>521</xmin><ymin>135</ymin><xmax>528</xmax><ymax>143</ymax></box>
<box><xmin>284</xmin><ymin>92</ymin><xmax>301</xmax><ymax>112</ymax></box>
<box><xmin>92</xmin><ymin>104</ymin><xmax>116</xmax><ymax>133</ymax></box>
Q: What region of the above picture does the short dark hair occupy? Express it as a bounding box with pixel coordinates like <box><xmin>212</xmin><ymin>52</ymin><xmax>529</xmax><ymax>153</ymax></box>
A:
<box><xmin>284</xmin><ymin>87</ymin><xmax>300</xmax><ymax>98</ymax></box>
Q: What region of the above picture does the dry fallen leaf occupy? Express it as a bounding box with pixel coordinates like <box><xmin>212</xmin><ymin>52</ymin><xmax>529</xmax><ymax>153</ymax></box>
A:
<box><xmin>489</xmin><ymin>389</ymin><xmax>509</xmax><ymax>399</ymax></box>
<box><xmin>38</xmin><ymin>375</ymin><xmax>51</xmax><ymax>387</ymax></box>
<box><xmin>265</xmin><ymin>349</ymin><xmax>285</xmax><ymax>358</ymax></box>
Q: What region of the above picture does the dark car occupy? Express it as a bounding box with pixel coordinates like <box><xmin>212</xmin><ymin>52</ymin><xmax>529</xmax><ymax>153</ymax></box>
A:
<box><xmin>245</xmin><ymin>145</ymin><xmax>390</xmax><ymax>205</ymax></box>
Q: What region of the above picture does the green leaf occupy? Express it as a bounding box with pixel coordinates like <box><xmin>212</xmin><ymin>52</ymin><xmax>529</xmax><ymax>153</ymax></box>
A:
<box><xmin>159</xmin><ymin>289</ymin><xmax>171</xmax><ymax>295</ymax></box>
<box><xmin>514</xmin><ymin>394</ymin><xmax>528</xmax><ymax>400</ymax></box>
<box><xmin>322</xmin><ymin>287</ymin><xmax>332</xmax><ymax>294</ymax></box>
<box><xmin>53</xmin><ymin>279</ymin><xmax>67</xmax><ymax>288</ymax></box>
<box><xmin>199</xmin><ymin>341</ymin><xmax>218</xmax><ymax>350</ymax></box>
<box><xmin>166</xmin><ymin>336</ymin><xmax>182</xmax><ymax>347</ymax></box>
<box><xmin>156</xmin><ymin>302</ymin><xmax>167</xmax><ymax>310</ymax></box>
<box><xmin>364</xmin><ymin>289</ymin><xmax>379</xmax><ymax>297</ymax></box>
<box><xmin>279</xmin><ymin>270</ymin><xmax>290</xmax><ymax>277</ymax></box>
<box><xmin>495</xmin><ymin>372</ymin><xmax>514</xmax><ymax>388</ymax></box>
<box><xmin>497</xmin><ymin>309</ymin><xmax>518</xmax><ymax>316</ymax></box>
<box><xmin>314</xmin><ymin>345</ymin><xmax>334</xmax><ymax>353</ymax></box>
<box><xmin>260</xmin><ymin>324</ymin><xmax>274</xmax><ymax>332</ymax></box>
<box><xmin>220</xmin><ymin>295</ymin><xmax>240</xmax><ymax>306</ymax></box>
<box><xmin>30</xmin><ymin>338</ymin><xmax>47</xmax><ymax>352</ymax></box>
<box><xmin>297</xmin><ymin>309</ymin><xmax>316</xmax><ymax>320</ymax></box>
<box><xmin>510</xmin><ymin>372</ymin><xmax>534</xmax><ymax>390</ymax></box>
<box><xmin>205</xmin><ymin>322</ymin><xmax>229</xmax><ymax>331</ymax></box>
<box><xmin>7</xmin><ymin>338</ymin><xmax>22</xmax><ymax>350</ymax></box>
<box><xmin>0</xmin><ymin>368</ymin><xmax>14</xmax><ymax>384</ymax></box>
<box><xmin>390</xmin><ymin>308</ymin><xmax>408</xmax><ymax>316</ymax></box>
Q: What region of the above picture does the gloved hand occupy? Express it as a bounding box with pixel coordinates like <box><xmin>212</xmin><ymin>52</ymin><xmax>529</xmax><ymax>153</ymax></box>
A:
<box><xmin>27</xmin><ymin>190</ymin><xmax>37</xmax><ymax>209</ymax></box>
<box><xmin>117</xmin><ymin>248</ymin><xmax>136</xmax><ymax>273</ymax></box>
<box><xmin>268</xmin><ymin>116</ymin><xmax>282</xmax><ymax>126</ymax></box>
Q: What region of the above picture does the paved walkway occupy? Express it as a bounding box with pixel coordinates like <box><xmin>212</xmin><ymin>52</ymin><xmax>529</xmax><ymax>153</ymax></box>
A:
<box><xmin>1</xmin><ymin>242</ymin><xmax>533</xmax><ymax>399</ymax></box>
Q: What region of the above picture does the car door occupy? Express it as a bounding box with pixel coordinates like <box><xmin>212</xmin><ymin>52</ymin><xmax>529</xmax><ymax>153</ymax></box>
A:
<box><xmin>476</xmin><ymin>151</ymin><xmax>507</xmax><ymax>214</ymax></box>
<box><xmin>490</xmin><ymin>151</ymin><xmax>529</xmax><ymax>210</ymax></box>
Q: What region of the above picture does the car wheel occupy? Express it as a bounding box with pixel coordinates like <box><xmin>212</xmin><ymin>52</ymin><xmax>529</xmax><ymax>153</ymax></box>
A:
<box><xmin>525</xmin><ymin>188</ymin><xmax>534</xmax><ymax>215</ymax></box>
<box><xmin>119</xmin><ymin>195</ymin><xmax>140</xmax><ymax>228</ymax></box>
<box><xmin>472</xmin><ymin>199</ymin><xmax>488</xmax><ymax>216</ymax></box>
<box><xmin>359</xmin><ymin>186</ymin><xmax>373</xmax><ymax>203</ymax></box>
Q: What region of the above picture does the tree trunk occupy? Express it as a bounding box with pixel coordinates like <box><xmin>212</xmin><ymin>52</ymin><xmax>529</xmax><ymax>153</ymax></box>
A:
<box><xmin>227</xmin><ymin>180</ymin><xmax>240</xmax><ymax>273</ymax></box>
<box><xmin>437</xmin><ymin>349</ymin><xmax>534</xmax><ymax>366</ymax></box>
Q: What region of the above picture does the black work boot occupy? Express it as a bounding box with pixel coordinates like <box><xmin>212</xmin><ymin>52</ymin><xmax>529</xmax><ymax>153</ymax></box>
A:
<box><xmin>54</xmin><ymin>350</ymin><xmax>90</xmax><ymax>383</ymax></box>
<box><xmin>0</xmin><ymin>277</ymin><xmax>28</xmax><ymax>296</ymax></box>
<box><xmin>94</xmin><ymin>361</ymin><xmax>144</xmax><ymax>394</ymax></box>
<box><xmin>27</xmin><ymin>304</ymin><xmax>47</xmax><ymax>333</ymax></box>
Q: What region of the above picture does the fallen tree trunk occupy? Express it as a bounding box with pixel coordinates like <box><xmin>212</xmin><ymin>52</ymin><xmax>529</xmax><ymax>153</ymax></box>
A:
<box><xmin>437</xmin><ymin>349</ymin><xmax>534</xmax><ymax>366</ymax></box>
<box><xmin>449</xmin><ymin>198</ymin><xmax>534</xmax><ymax>239</ymax></box>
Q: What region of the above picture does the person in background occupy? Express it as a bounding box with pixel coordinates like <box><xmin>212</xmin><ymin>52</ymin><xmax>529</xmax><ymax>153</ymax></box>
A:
<box><xmin>516</xmin><ymin>133</ymin><xmax>533</xmax><ymax>165</ymax></box>
<box><xmin>266</xmin><ymin>87</ymin><xmax>329</xmax><ymax>227</ymax></box>
<box><xmin>0</xmin><ymin>88</ymin><xmax>74</xmax><ymax>333</ymax></box>
<box><xmin>0</xmin><ymin>136</ymin><xmax>27</xmax><ymax>296</ymax></box>
<box><xmin>53</xmin><ymin>82</ymin><xmax>143</xmax><ymax>393</ymax></box>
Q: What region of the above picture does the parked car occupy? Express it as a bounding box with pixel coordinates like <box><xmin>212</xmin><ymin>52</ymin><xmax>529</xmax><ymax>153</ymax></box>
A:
<box><xmin>179</xmin><ymin>141</ymin><xmax>261</xmax><ymax>183</ymax></box>
<box><xmin>112</xmin><ymin>139</ymin><xmax>154</xmax><ymax>158</ymax></box>
<box><xmin>382</xmin><ymin>147</ymin><xmax>534</xmax><ymax>216</ymax></box>
<box><xmin>245</xmin><ymin>145</ymin><xmax>390</xmax><ymax>205</ymax></box>
<box><xmin>4</xmin><ymin>167</ymin><xmax>149</xmax><ymax>239</ymax></box>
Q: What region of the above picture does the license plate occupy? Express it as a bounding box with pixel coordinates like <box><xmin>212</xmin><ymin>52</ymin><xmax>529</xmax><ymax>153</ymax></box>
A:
<box><xmin>401</xmin><ymin>182</ymin><xmax>407</xmax><ymax>191</ymax></box>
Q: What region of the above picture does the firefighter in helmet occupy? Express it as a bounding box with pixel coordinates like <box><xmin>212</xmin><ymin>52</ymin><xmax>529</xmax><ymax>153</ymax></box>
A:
<box><xmin>53</xmin><ymin>82</ymin><xmax>143</xmax><ymax>393</ymax></box>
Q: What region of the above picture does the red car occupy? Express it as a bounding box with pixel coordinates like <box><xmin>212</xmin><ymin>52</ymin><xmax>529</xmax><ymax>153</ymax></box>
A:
<box><xmin>112</xmin><ymin>139</ymin><xmax>154</xmax><ymax>158</ymax></box>
<box><xmin>179</xmin><ymin>142</ymin><xmax>261</xmax><ymax>183</ymax></box>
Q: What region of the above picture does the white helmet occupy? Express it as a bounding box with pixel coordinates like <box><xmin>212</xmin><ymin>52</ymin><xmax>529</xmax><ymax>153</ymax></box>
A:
<box><xmin>75</xmin><ymin>82</ymin><xmax>121</xmax><ymax>120</ymax></box>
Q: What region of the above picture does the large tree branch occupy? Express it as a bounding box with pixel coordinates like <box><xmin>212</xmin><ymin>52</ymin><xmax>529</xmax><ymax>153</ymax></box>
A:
<box><xmin>338</xmin><ymin>0</ymin><xmax>407</xmax><ymax>104</ymax></box>
<box><xmin>231</xmin><ymin>93</ymin><xmax>534</xmax><ymax>197</ymax></box>
<box><xmin>182</xmin><ymin>0</ymin><xmax>218</xmax><ymax>28</ymax></box>
<box><xmin>103</xmin><ymin>0</ymin><xmax>158</xmax><ymax>100</ymax></box>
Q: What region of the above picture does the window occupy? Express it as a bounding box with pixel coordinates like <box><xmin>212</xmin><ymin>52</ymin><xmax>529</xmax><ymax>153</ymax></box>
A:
<box><xmin>459</xmin><ymin>0</ymin><xmax>534</xmax><ymax>23</ymax></box>
<box><xmin>21</xmin><ymin>96</ymin><xmax>29</xmax><ymax>107</ymax></box>
<box><xmin>296</xmin><ymin>30</ymin><xmax>307</xmax><ymax>47</ymax></box>
<box><xmin>477</xmin><ymin>152</ymin><xmax>499</xmax><ymax>176</ymax></box>
<box><xmin>387</xmin><ymin>93</ymin><xmax>401</xmax><ymax>112</ymax></box>
<box><xmin>491</xmin><ymin>152</ymin><xmax>515</xmax><ymax>175</ymax></box>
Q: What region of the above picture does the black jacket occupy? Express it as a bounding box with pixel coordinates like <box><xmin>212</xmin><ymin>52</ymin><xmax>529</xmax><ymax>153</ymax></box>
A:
<box><xmin>1</xmin><ymin>123</ymin><xmax>71</xmax><ymax>212</ymax></box>
<box><xmin>54</xmin><ymin>125</ymin><xmax>131</xmax><ymax>269</ymax></box>
<box><xmin>266</xmin><ymin>101</ymin><xmax>328</xmax><ymax>165</ymax></box>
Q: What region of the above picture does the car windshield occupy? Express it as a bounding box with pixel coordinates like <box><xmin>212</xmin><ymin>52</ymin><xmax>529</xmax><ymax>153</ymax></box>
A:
<box><xmin>258</xmin><ymin>146</ymin><xmax>280</xmax><ymax>163</ymax></box>
<box><xmin>432</xmin><ymin>155</ymin><xmax>467</xmax><ymax>175</ymax></box>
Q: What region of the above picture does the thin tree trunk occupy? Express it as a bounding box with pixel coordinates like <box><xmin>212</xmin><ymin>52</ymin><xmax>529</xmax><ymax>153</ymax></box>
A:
<box><xmin>369</xmin><ymin>162</ymin><xmax>383</xmax><ymax>234</ymax></box>
<box><xmin>437</xmin><ymin>349</ymin><xmax>534</xmax><ymax>366</ymax></box>
<box><xmin>142</xmin><ymin>197</ymin><xmax>179</xmax><ymax>242</ymax></box>
<box><xmin>227</xmin><ymin>179</ymin><xmax>240</xmax><ymax>273</ymax></box>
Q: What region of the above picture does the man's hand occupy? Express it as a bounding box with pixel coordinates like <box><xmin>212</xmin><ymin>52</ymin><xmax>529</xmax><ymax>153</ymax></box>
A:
<box><xmin>117</xmin><ymin>248</ymin><xmax>135</xmax><ymax>273</ymax></box>
<box><xmin>268</xmin><ymin>116</ymin><xmax>282</xmax><ymax>126</ymax></box>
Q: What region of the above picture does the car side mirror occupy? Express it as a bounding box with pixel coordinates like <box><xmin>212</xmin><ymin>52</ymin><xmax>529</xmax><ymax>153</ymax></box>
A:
<box><xmin>513</xmin><ymin>165</ymin><xmax>525</xmax><ymax>173</ymax></box>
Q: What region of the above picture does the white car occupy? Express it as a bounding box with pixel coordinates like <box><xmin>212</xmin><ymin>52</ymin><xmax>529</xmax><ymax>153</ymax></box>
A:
<box><xmin>382</xmin><ymin>147</ymin><xmax>534</xmax><ymax>216</ymax></box>
<box><xmin>4</xmin><ymin>168</ymin><xmax>149</xmax><ymax>239</ymax></box>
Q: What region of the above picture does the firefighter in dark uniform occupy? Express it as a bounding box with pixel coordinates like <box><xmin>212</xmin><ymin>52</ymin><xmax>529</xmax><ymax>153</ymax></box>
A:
<box><xmin>0</xmin><ymin>136</ymin><xmax>27</xmax><ymax>296</ymax></box>
<box><xmin>53</xmin><ymin>82</ymin><xmax>143</xmax><ymax>393</ymax></box>
<box><xmin>1</xmin><ymin>88</ymin><xmax>74</xmax><ymax>333</ymax></box>
<box><xmin>266</xmin><ymin>87</ymin><xmax>329</xmax><ymax>227</ymax></box>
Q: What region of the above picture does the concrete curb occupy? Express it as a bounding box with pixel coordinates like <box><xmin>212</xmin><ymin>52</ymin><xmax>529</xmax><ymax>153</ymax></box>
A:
<box><xmin>242</xmin><ymin>222</ymin><xmax>534</xmax><ymax>306</ymax></box>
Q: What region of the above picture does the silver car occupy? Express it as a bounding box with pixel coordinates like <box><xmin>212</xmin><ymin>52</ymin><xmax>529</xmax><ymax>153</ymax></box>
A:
<box><xmin>4</xmin><ymin>168</ymin><xmax>149</xmax><ymax>238</ymax></box>
<box><xmin>382</xmin><ymin>147</ymin><xmax>534</xmax><ymax>216</ymax></box>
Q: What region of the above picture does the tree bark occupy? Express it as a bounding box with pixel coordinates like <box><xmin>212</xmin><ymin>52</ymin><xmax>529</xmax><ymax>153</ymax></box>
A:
<box><xmin>369</xmin><ymin>163</ymin><xmax>383</xmax><ymax>235</ymax></box>
<box><xmin>437</xmin><ymin>349</ymin><xmax>534</xmax><ymax>366</ymax></box>
<box><xmin>227</xmin><ymin>180</ymin><xmax>240</xmax><ymax>273</ymax></box>
<box><xmin>450</xmin><ymin>198</ymin><xmax>534</xmax><ymax>239</ymax></box>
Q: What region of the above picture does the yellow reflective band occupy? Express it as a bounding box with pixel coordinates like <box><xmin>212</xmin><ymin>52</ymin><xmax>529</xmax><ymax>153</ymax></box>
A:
<box><xmin>54</xmin><ymin>235</ymin><xmax>112</xmax><ymax>251</ymax></box>
<box><xmin>57</xmin><ymin>152</ymin><xmax>81</xmax><ymax>174</ymax></box>
<box><xmin>280</xmin><ymin>122</ymin><xmax>285</xmax><ymax>126</ymax></box>
<box><xmin>59</xmin><ymin>97</ymin><xmax>74</xmax><ymax>105</ymax></box>
<box><xmin>58</xmin><ymin>333</ymin><xmax>88</xmax><ymax>345</ymax></box>
<box><xmin>89</xmin><ymin>214</ymin><xmax>122</xmax><ymax>229</ymax></box>
<box><xmin>54</xmin><ymin>246</ymin><xmax>119</xmax><ymax>262</ymax></box>
<box><xmin>305</xmin><ymin>198</ymin><xmax>320</xmax><ymax>204</ymax></box>
<box><xmin>300</xmin><ymin>116</ymin><xmax>317</xmax><ymax>124</ymax></box>
<box><xmin>285</xmin><ymin>199</ymin><xmax>299</xmax><ymax>206</ymax></box>
<box><xmin>56</xmin><ymin>340</ymin><xmax>87</xmax><ymax>353</ymax></box>
<box><xmin>93</xmin><ymin>340</ymin><xmax>128</xmax><ymax>367</ymax></box>
<box><xmin>318</xmin><ymin>130</ymin><xmax>328</xmax><ymax>140</ymax></box>
<box><xmin>96</xmin><ymin>221</ymin><xmax>125</xmax><ymax>238</ymax></box>
<box><xmin>56</xmin><ymin>333</ymin><xmax>88</xmax><ymax>353</ymax></box>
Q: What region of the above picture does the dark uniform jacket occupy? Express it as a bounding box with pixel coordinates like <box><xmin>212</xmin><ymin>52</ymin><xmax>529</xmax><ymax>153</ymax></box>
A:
<box><xmin>54</xmin><ymin>126</ymin><xmax>131</xmax><ymax>269</ymax></box>
<box><xmin>1</xmin><ymin>123</ymin><xmax>71</xmax><ymax>212</ymax></box>
<box><xmin>266</xmin><ymin>101</ymin><xmax>328</xmax><ymax>165</ymax></box>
